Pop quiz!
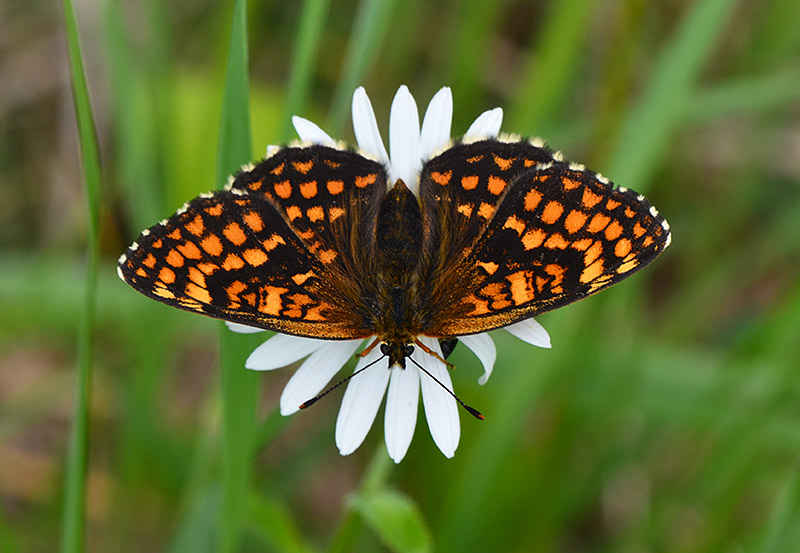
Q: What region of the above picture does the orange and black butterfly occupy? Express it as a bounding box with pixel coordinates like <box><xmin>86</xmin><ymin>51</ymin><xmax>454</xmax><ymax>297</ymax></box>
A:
<box><xmin>118</xmin><ymin>138</ymin><xmax>670</xmax><ymax>367</ymax></box>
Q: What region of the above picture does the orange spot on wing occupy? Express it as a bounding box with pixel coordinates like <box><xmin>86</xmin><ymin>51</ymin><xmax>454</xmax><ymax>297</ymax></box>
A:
<box><xmin>493</xmin><ymin>154</ymin><xmax>514</xmax><ymax>170</ymax></box>
<box><xmin>614</xmin><ymin>238</ymin><xmax>632</xmax><ymax>258</ymax></box>
<box><xmin>186</xmin><ymin>214</ymin><xmax>205</xmax><ymax>236</ymax></box>
<box><xmin>260</xmin><ymin>286</ymin><xmax>287</xmax><ymax>315</ymax></box>
<box><xmin>329</xmin><ymin>207</ymin><xmax>345</xmax><ymax>221</ymax></box>
<box><xmin>581</xmin><ymin>188</ymin><xmax>602</xmax><ymax>208</ymax></box>
<box><xmin>243</xmin><ymin>248</ymin><xmax>268</xmax><ymax>267</ymax></box>
<box><xmin>299</xmin><ymin>181</ymin><xmax>318</xmax><ymax>198</ymax></box>
<box><xmin>524</xmin><ymin>189</ymin><xmax>542</xmax><ymax>211</ymax></box>
<box><xmin>570</xmin><ymin>238</ymin><xmax>593</xmax><ymax>251</ymax></box>
<box><xmin>431</xmin><ymin>170</ymin><xmax>452</xmax><ymax>185</ymax></box>
<box><xmin>467</xmin><ymin>155</ymin><xmax>484</xmax><ymax>163</ymax></box>
<box><xmin>143</xmin><ymin>253</ymin><xmax>157</xmax><ymax>268</ymax></box>
<box><xmin>223</xmin><ymin>222</ymin><xmax>247</xmax><ymax>245</ymax></box>
<box><xmin>319</xmin><ymin>249</ymin><xmax>338</xmax><ymax>264</ymax></box>
<box><xmin>544</xmin><ymin>233</ymin><xmax>569</xmax><ymax>249</ymax></box>
<box><xmin>166</xmin><ymin>249</ymin><xmax>184</xmax><ymax>267</ymax></box>
<box><xmin>243</xmin><ymin>211</ymin><xmax>264</xmax><ymax>232</ymax></box>
<box><xmin>477</xmin><ymin>202</ymin><xmax>495</xmax><ymax>219</ymax></box>
<box><xmin>625</xmin><ymin>207</ymin><xmax>637</xmax><ymax>218</ymax></box>
<box><xmin>478</xmin><ymin>261</ymin><xmax>499</xmax><ymax>275</ymax></box>
<box><xmin>507</xmin><ymin>271</ymin><xmax>535</xmax><ymax>305</ymax></box>
<box><xmin>226</xmin><ymin>281</ymin><xmax>246</xmax><ymax>301</ymax></box>
<box><xmin>270</xmin><ymin>162</ymin><xmax>285</xmax><ymax>175</ymax></box>
<box><xmin>197</xmin><ymin>263</ymin><xmax>218</xmax><ymax>275</ymax></box>
<box><xmin>307</xmin><ymin>206</ymin><xmax>324</xmax><ymax>222</ymax></box>
<box><xmin>291</xmin><ymin>271</ymin><xmax>315</xmax><ymax>285</ymax></box>
<box><xmin>292</xmin><ymin>160</ymin><xmax>314</xmax><ymax>174</ymax></box>
<box><xmin>521</xmin><ymin>229</ymin><xmax>546</xmax><ymax>250</ymax></box>
<box><xmin>151</xmin><ymin>239</ymin><xmax>163</xmax><ymax>248</ymax></box>
<box><xmin>633</xmin><ymin>222</ymin><xmax>646</xmax><ymax>237</ymax></box>
<box><xmin>168</xmin><ymin>228</ymin><xmax>182</xmax><ymax>240</ymax></box>
<box><xmin>587</xmin><ymin>213</ymin><xmax>611</xmax><ymax>233</ymax></box>
<box><xmin>286</xmin><ymin>206</ymin><xmax>302</xmax><ymax>221</ymax></box>
<box><xmin>584</xmin><ymin>241</ymin><xmax>603</xmax><ymax>265</ymax></box>
<box><xmin>274</xmin><ymin>181</ymin><xmax>292</xmax><ymax>199</ymax></box>
<box><xmin>153</xmin><ymin>287</ymin><xmax>175</xmax><ymax>299</ymax></box>
<box><xmin>222</xmin><ymin>254</ymin><xmax>245</xmax><ymax>270</ymax></box>
<box><xmin>158</xmin><ymin>267</ymin><xmax>175</xmax><ymax>284</ymax></box>
<box><xmin>461</xmin><ymin>175</ymin><xmax>479</xmax><ymax>190</ymax></box>
<box><xmin>562</xmin><ymin>177</ymin><xmax>581</xmax><ymax>190</ymax></box>
<box><xmin>604</xmin><ymin>220</ymin><xmax>623</xmax><ymax>241</ymax></box>
<box><xmin>503</xmin><ymin>215</ymin><xmax>525</xmax><ymax>235</ymax></box>
<box><xmin>355</xmin><ymin>173</ymin><xmax>377</xmax><ymax>188</ymax></box>
<box><xmin>541</xmin><ymin>201</ymin><xmax>564</xmax><ymax>224</ymax></box>
<box><xmin>188</xmin><ymin>267</ymin><xmax>206</xmax><ymax>288</ymax></box>
<box><xmin>487</xmin><ymin>175</ymin><xmax>507</xmax><ymax>195</ymax></box>
<box><xmin>177</xmin><ymin>241</ymin><xmax>202</xmax><ymax>259</ymax></box>
<box><xmin>185</xmin><ymin>282</ymin><xmax>211</xmax><ymax>303</ymax></box>
<box><xmin>136</xmin><ymin>268</ymin><xmax>147</xmax><ymax>277</ymax></box>
<box><xmin>580</xmin><ymin>259</ymin><xmax>605</xmax><ymax>283</ymax></box>
<box><xmin>262</xmin><ymin>233</ymin><xmax>286</xmax><ymax>251</ymax></box>
<box><xmin>200</xmin><ymin>234</ymin><xmax>223</xmax><ymax>256</ymax></box>
<box><xmin>327</xmin><ymin>180</ymin><xmax>344</xmax><ymax>194</ymax></box>
<box><xmin>606</xmin><ymin>199</ymin><xmax>620</xmax><ymax>210</ymax></box>
<box><xmin>204</xmin><ymin>205</ymin><xmax>223</xmax><ymax>217</ymax></box>
<box><xmin>564</xmin><ymin>210</ymin><xmax>588</xmax><ymax>233</ymax></box>
<box><xmin>457</xmin><ymin>203</ymin><xmax>473</xmax><ymax>217</ymax></box>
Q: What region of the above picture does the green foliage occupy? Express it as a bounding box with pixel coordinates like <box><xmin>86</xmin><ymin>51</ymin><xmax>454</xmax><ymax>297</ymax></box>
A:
<box><xmin>2</xmin><ymin>0</ymin><xmax>799</xmax><ymax>551</ymax></box>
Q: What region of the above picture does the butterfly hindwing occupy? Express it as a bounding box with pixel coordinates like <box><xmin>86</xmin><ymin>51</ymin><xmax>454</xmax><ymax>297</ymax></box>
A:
<box><xmin>118</xmin><ymin>191</ymin><xmax>372</xmax><ymax>339</ymax></box>
<box><xmin>421</xmin><ymin>145</ymin><xmax>671</xmax><ymax>337</ymax></box>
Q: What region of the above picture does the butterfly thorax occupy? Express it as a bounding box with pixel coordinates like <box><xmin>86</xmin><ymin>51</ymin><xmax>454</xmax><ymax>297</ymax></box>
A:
<box><xmin>370</xmin><ymin>180</ymin><xmax>425</xmax><ymax>365</ymax></box>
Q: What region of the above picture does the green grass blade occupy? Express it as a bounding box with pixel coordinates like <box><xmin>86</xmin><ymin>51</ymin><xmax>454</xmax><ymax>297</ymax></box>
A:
<box><xmin>758</xmin><ymin>460</ymin><xmax>800</xmax><ymax>553</ymax></box>
<box><xmin>508</xmin><ymin>0</ymin><xmax>597</xmax><ymax>134</ymax></box>
<box><xmin>327</xmin><ymin>0</ymin><xmax>400</xmax><ymax>133</ymax></box>
<box><xmin>59</xmin><ymin>1</ymin><xmax>103</xmax><ymax>552</ymax></box>
<box><xmin>278</xmin><ymin>0</ymin><xmax>332</xmax><ymax>142</ymax></box>
<box><xmin>604</xmin><ymin>0</ymin><xmax>741</xmax><ymax>191</ymax></box>
<box><xmin>216</xmin><ymin>1</ymin><xmax>257</xmax><ymax>552</ymax></box>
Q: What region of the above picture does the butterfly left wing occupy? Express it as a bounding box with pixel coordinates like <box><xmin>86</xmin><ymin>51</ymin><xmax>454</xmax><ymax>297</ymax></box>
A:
<box><xmin>419</xmin><ymin>145</ymin><xmax>671</xmax><ymax>337</ymax></box>
<box><xmin>118</xmin><ymin>190</ymin><xmax>372</xmax><ymax>339</ymax></box>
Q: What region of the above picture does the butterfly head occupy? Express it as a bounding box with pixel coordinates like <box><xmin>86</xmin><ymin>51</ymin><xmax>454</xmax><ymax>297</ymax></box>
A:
<box><xmin>380</xmin><ymin>341</ymin><xmax>415</xmax><ymax>369</ymax></box>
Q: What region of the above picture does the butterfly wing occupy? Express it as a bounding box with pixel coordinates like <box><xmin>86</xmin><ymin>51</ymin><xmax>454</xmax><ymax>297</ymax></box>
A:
<box><xmin>118</xmin><ymin>146</ymin><xmax>389</xmax><ymax>339</ymax></box>
<box><xmin>418</xmin><ymin>139</ymin><xmax>671</xmax><ymax>337</ymax></box>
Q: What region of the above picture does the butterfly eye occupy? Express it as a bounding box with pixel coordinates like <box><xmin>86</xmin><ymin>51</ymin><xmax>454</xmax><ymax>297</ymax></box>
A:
<box><xmin>403</xmin><ymin>344</ymin><xmax>414</xmax><ymax>357</ymax></box>
<box><xmin>380</xmin><ymin>343</ymin><xmax>390</xmax><ymax>355</ymax></box>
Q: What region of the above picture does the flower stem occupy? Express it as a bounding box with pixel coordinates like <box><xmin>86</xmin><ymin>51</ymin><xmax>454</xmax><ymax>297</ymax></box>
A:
<box><xmin>327</xmin><ymin>447</ymin><xmax>392</xmax><ymax>553</ymax></box>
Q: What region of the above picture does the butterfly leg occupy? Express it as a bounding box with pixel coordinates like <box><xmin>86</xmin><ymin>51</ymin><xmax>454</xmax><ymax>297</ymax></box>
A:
<box><xmin>414</xmin><ymin>338</ymin><xmax>454</xmax><ymax>369</ymax></box>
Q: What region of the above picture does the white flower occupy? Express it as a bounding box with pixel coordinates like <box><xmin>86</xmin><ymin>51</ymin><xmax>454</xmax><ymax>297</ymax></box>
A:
<box><xmin>233</xmin><ymin>86</ymin><xmax>551</xmax><ymax>463</ymax></box>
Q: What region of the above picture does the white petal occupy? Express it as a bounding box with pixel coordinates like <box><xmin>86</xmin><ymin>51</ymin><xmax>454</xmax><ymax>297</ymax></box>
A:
<box><xmin>225</xmin><ymin>321</ymin><xmax>265</xmax><ymax>334</ymax></box>
<box><xmin>417</xmin><ymin>87</ymin><xmax>453</xmax><ymax>168</ymax></box>
<box><xmin>245</xmin><ymin>334</ymin><xmax>327</xmax><ymax>371</ymax></box>
<box><xmin>280</xmin><ymin>340</ymin><xmax>364</xmax><ymax>415</ymax></box>
<box><xmin>504</xmin><ymin>318</ymin><xmax>551</xmax><ymax>348</ymax></box>
<box><xmin>292</xmin><ymin>116</ymin><xmax>336</xmax><ymax>146</ymax></box>
<box><xmin>384</xmin><ymin>366</ymin><xmax>420</xmax><ymax>463</ymax></box>
<box><xmin>335</xmin><ymin>347</ymin><xmax>390</xmax><ymax>456</ymax></box>
<box><xmin>416</xmin><ymin>336</ymin><xmax>459</xmax><ymax>458</ymax></box>
<box><xmin>352</xmin><ymin>87</ymin><xmax>389</xmax><ymax>164</ymax></box>
<box><xmin>389</xmin><ymin>85</ymin><xmax>420</xmax><ymax>188</ymax></box>
<box><xmin>458</xmin><ymin>333</ymin><xmax>497</xmax><ymax>385</ymax></box>
<box><xmin>465</xmin><ymin>107</ymin><xmax>503</xmax><ymax>139</ymax></box>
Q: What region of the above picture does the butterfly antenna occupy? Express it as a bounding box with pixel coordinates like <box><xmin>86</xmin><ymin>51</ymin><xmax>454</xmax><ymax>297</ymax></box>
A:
<box><xmin>299</xmin><ymin>354</ymin><xmax>386</xmax><ymax>410</ymax></box>
<box><xmin>406</xmin><ymin>356</ymin><xmax>485</xmax><ymax>420</ymax></box>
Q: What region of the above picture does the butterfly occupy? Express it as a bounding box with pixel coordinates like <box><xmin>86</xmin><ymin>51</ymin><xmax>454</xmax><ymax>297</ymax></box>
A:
<box><xmin>117</xmin><ymin>136</ymin><xmax>671</xmax><ymax>371</ymax></box>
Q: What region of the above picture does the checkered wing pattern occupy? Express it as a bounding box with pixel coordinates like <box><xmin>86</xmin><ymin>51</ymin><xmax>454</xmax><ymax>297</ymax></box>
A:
<box><xmin>118</xmin><ymin>146</ymin><xmax>388</xmax><ymax>339</ymax></box>
<box><xmin>419</xmin><ymin>140</ymin><xmax>671</xmax><ymax>337</ymax></box>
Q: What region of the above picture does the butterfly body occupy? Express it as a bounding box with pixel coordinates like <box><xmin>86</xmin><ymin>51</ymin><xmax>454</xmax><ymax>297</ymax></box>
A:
<box><xmin>118</xmin><ymin>139</ymin><xmax>670</xmax><ymax>367</ymax></box>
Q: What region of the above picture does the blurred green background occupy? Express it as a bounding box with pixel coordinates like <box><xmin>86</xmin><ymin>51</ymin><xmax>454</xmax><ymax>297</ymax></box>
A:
<box><xmin>2</xmin><ymin>0</ymin><xmax>800</xmax><ymax>551</ymax></box>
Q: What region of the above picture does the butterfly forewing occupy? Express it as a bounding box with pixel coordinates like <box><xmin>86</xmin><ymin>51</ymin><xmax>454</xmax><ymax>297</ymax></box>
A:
<box><xmin>118</xmin><ymin>185</ymin><xmax>373</xmax><ymax>340</ymax></box>
<box><xmin>420</xmin><ymin>143</ymin><xmax>670</xmax><ymax>337</ymax></box>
